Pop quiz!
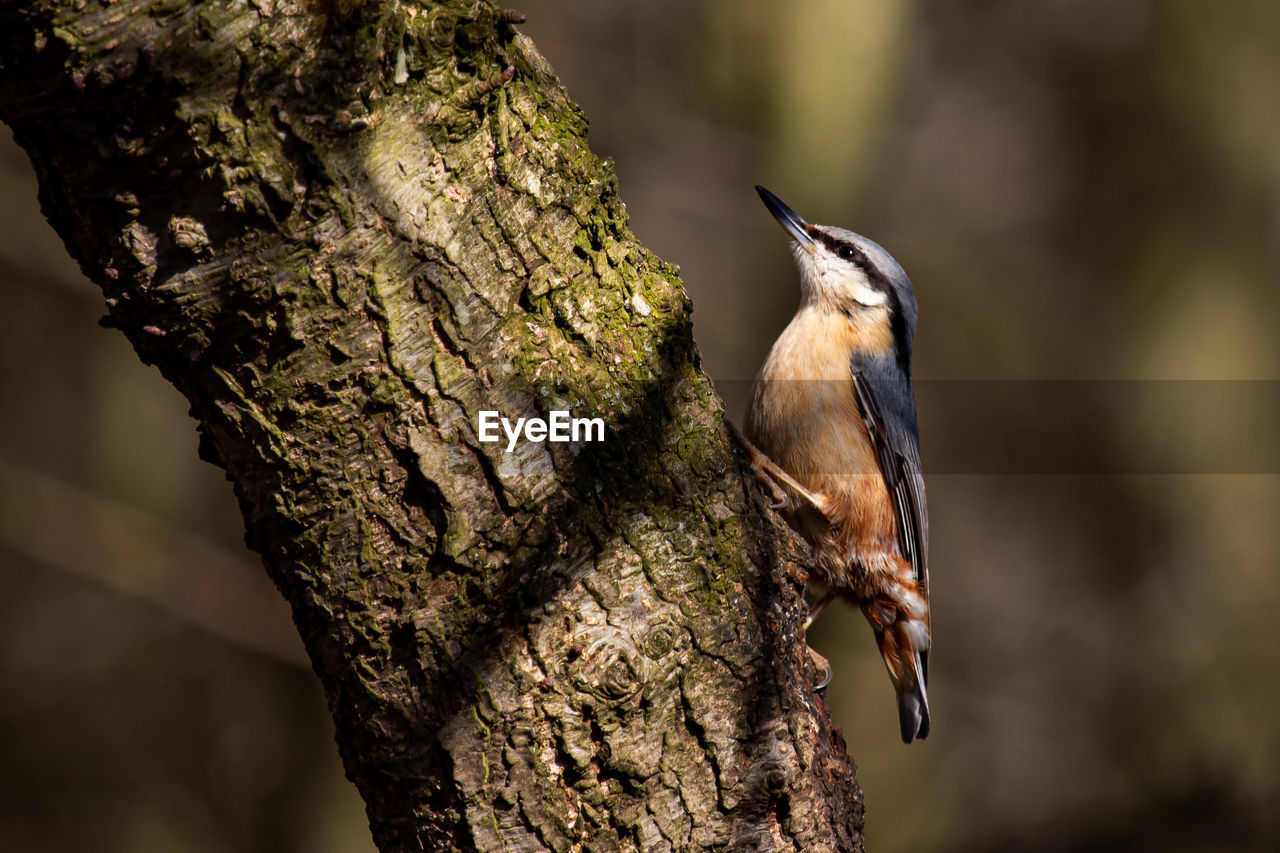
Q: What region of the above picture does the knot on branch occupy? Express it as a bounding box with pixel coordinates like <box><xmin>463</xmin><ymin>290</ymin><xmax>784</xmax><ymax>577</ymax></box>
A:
<box><xmin>168</xmin><ymin>214</ymin><xmax>211</xmax><ymax>258</ymax></box>
<box><xmin>744</xmin><ymin>720</ymin><xmax>804</xmax><ymax>801</ymax></box>
<box><xmin>449</xmin><ymin>65</ymin><xmax>515</xmax><ymax>108</ymax></box>
<box><xmin>640</xmin><ymin>621</ymin><xmax>680</xmax><ymax>660</ymax></box>
<box><xmin>561</xmin><ymin>594</ymin><xmax>685</xmax><ymax>721</ymax></box>
<box><xmin>569</xmin><ymin>622</ymin><xmax>644</xmax><ymax>704</ymax></box>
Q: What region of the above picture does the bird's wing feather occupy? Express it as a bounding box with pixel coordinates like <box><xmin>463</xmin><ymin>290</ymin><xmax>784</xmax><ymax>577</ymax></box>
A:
<box><xmin>849</xmin><ymin>355</ymin><xmax>929</xmax><ymax>601</ymax></box>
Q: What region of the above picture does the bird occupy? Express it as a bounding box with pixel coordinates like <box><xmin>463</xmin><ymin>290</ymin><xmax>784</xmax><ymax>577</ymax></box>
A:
<box><xmin>732</xmin><ymin>185</ymin><xmax>930</xmax><ymax>743</ymax></box>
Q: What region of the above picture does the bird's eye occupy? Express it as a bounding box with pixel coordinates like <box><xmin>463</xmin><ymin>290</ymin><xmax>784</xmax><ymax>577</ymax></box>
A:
<box><xmin>837</xmin><ymin>245</ymin><xmax>857</xmax><ymax>261</ymax></box>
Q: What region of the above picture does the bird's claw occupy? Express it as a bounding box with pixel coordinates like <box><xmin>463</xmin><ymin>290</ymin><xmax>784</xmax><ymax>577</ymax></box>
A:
<box><xmin>726</xmin><ymin>419</ymin><xmax>803</xmax><ymax>512</ymax></box>
<box><xmin>808</xmin><ymin>646</ymin><xmax>832</xmax><ymax>691</ymax></box>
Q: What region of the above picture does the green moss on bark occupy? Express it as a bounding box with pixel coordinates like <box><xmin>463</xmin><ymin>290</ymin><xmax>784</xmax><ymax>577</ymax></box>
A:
<box><xmin>1</xmin><ymin>2</ymin><xmax>866</xmax><ymax>851</ymax></box>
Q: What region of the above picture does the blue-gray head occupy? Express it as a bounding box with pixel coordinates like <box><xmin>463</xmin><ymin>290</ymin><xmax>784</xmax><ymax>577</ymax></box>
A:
<box><xmin>756</xmin><ymin>185</ymin><xmax>918</xmax><ymax>368</ymax></box>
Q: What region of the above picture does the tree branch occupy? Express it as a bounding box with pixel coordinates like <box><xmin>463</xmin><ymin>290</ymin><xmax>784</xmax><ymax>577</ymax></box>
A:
<box><xmin>0</xmin><ymin>1</ymin><xmax>864</xmax><ymax>849</ymax></box>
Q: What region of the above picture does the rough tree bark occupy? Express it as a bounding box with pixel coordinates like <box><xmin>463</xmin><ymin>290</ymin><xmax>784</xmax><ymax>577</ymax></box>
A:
<box><xmin>0</xmin><ymin>2</ymin><xmax>865</xmax><ymax>850</ymax></box>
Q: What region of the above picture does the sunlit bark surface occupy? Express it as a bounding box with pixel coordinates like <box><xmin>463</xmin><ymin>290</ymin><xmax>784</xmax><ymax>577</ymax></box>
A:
<box><xmin>0</xmin><ymin>2</ymin><xmax>864</xmax><ymax>850</ymax></box>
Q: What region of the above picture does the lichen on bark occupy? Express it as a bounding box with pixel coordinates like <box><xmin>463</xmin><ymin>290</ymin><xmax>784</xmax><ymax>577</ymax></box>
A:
<box><xmin>0</xmin><ymin>1</ymin><xmax>865</xmax><ymax>850</ymax></box>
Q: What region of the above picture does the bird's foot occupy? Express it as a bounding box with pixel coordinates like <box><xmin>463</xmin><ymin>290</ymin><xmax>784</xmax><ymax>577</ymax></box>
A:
<box><xmin>725</xmin><ymin>420</ymin><xmax>831</xmax><ymax>517</ymax></box>
<box><xmin>805</xmin><ymin>590</ymin><xmax>835</xmax><ymax>631</ymax></box>
<box><xmin>803</xmin><ymin>592</ymin><xmax>836</xmax><ymax>689</ymax></box>
<box><xmin>807</xmin><ymin>645</ymin><xmax>832</xmax><ymax>691</ymax></box>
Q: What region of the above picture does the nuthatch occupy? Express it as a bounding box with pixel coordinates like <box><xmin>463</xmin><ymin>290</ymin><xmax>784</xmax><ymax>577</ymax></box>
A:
<box><xmin>733</xmin><ymin>185</ymin><xmax>930</xmax><ymax>743</ymax></box>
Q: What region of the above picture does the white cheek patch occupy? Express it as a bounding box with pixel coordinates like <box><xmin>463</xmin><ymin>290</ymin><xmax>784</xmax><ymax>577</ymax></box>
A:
<box><xmin>842</xmin><ymin>275</ymin><xmax>888</xmax><ymax>307</ymax></box>
<box><xmin>818</xmin><ymin>258</ymin><xmax>887</xmax><ymax>307</ymax></box>
<box><xmin>797</xmin><ymin>248</ymin><xmax>889</xmax><ymax>308</ymax></box>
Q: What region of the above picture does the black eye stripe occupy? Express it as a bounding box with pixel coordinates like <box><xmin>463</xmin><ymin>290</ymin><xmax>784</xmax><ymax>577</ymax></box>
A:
<box><xmin>815</xmin><ymin>231</ymin><xmax>893</xmax><ymax>294</ymax></box>
<box><xmin>817</xmin><ymin>232</ymin><xmax>868</xmax><ymax>265</ymax></box>
<box><xmin>814</xmin><ymin>231</ymin><xmax>855</xmax><ymax>259</ymax></box>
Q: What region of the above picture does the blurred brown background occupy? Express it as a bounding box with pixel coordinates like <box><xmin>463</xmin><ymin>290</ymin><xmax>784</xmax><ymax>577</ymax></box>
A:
<box><xmin>3</xmin><ymin>1</ymin><xmax>1278</xmax><ymax>851</ymax></box>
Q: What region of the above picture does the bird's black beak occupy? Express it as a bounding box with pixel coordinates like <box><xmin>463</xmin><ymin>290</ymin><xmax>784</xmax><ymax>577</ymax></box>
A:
<box><xmin>755</xmin><ymin>185</ymin><xmax>815</xmax><ymax>249</ymax></box>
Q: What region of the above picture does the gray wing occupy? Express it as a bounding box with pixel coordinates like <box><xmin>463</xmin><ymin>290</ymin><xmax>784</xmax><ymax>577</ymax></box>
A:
<box><xmin>849</xmin><ymin>355</ymin><xmax>929</xmax><ymax>605</ymax></box>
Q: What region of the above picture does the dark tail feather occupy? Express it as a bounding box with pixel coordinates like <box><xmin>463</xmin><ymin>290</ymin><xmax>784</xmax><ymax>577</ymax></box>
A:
<box><xmin>896</xmin><ymin>654</ymin><xmax>930</xmax><ymax>743</ymax></box>
<box><xmin>866</xmin><ymin>609</ymin><xmax>931</xmax><ymax>743</ymax></box>
<box><xmin>870</xmin><ymin>612</ymin><xmax>931</xmax><ymax>737</ymax></box>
